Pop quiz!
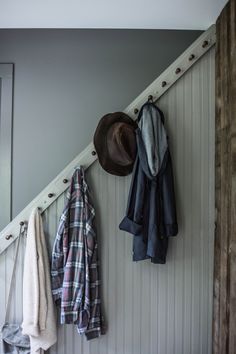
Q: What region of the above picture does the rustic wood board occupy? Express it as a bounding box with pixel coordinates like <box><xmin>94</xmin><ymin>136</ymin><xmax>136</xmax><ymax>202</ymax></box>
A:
<box><xmin>214</xmin><ymin>0</ymin><xmax>236</xmax><ymax>353</ymax></box>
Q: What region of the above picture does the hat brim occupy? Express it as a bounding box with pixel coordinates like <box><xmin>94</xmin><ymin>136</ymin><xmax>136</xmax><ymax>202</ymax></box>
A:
<box><xmin>93</xmin><ymin>112</ymin><xmax>137</xmax><ymax>176</ymax></box>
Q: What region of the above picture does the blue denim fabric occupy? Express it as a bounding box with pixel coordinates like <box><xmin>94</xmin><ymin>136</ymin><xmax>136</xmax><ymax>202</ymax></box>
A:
<box><xmin>1</xmin><ymin>323</ymin><xmax>30</xmax><ymax>354</ymax></box>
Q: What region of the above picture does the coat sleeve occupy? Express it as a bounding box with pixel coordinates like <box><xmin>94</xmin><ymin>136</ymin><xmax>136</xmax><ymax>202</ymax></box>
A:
<box><xmin>119</xmin><ymin>158</ymin><xmax>146</xmax><ymax>236</ymax></box>
<box><xmin>161</xmin><ymin>151</ymin><xmax>178</xmax><ymax>236</ymax></box>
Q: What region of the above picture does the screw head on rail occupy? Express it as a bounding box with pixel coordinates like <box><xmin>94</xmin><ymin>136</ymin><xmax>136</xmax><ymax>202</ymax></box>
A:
<box><xmin>19</xmin><ymin>221</ymin><xmax>24</xmax><ymax>226</ymax></box>
<box><xmin>63</xmin><ymin>179</ymin><xmax>68</xmax><ymax>184</ymax></box>
<box><xmin>91</xmin><ymin>151</ymin><xmax>96</xmax><ymax>156</ymax></box>
<box><xmin>48</xmin><ymin>193</ymin><xmax>54</xmax><ymax>198</ymax></box>
<box><xmin>134</xmin><ymin>108</ymin><xmax>139</xmax><ymax>114</ymax></box>
<box><xmin>188</xmin><ymin>54</ymin><xmax>195</xmax><ymax>61</ymax></box>
<box><xmin>161</xmin><ymin>81</ymin><xmax>167</xmax><ymax>87</ymax></box>
<box><xmin>175</xmin><ymin>68</ymin><xmax>181</xmax><ymax>74</ymax></box>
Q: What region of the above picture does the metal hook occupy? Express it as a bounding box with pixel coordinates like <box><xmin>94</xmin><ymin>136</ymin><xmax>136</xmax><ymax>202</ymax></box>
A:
<box><xmin>5</xmin><ymin>221</ymin><xmax>26</xmax><ymax>241</ymax></box>
<box><xmin>202</xmin><ymin>40</ymin><xmax>209</xmax><ymax>48</ymax></box>
<box><xmin>19</xmin><ymin>221</ymin><xmax>27</xmax><ymax>238</ymax></box>
<box><xmin>148</xmin><ymin>95</ymin><xmax>153</xmax><ymax>102</ymax></box>
<box><xmin>5</xmin><ymin>234</ymin><xmax>13</xmax><ymax>240</ymax></box>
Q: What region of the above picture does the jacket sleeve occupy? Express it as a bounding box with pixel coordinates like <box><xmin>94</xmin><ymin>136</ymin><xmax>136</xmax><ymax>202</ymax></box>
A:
<box><xmin>161</xmin><ymin>151</ymin><xmax>178</xmax><ymax>236</ymax></box>
<box><xmin>51</xmin><ymin>208</ymin><xmax>68</xmax><ymax>302</ymax></box>
<box><xmin>119</xmin><ymin>157</ymin><xmax>146</xmax><ymax>236</ymax></box>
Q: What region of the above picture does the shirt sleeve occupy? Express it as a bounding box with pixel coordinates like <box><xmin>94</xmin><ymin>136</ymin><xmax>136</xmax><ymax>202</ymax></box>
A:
<box><xmin>51</xmin><ymin>210</ymin><xmax>68</xmax><ymax>302</ymax></box>
<box><xmin>84</xmin><ymin>194</ymin><xmax>105</xmax><ymax>340</ymax></box>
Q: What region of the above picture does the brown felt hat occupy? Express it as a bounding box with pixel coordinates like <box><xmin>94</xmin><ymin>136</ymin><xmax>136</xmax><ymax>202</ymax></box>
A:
<box><xmin>93</xmin><ymin>112</ymin><xmax>138</xmax><ymax>176</ymax></box>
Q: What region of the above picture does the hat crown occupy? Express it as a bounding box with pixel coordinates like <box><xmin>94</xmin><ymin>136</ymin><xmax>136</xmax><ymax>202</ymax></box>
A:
<box><xmin>93</xmin><ymin>112</ymin><xmax>137</xmax><ymax>176</ymax></box>
<box><xmin>107</xmin><ymin>122</ymin><xmax>137</xmax><ymax>166</ymax></box>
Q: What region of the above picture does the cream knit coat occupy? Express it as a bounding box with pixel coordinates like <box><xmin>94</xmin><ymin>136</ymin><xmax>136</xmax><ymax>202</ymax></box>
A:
<box><xmin>22</xmin><ymin>208</ymin><xmax>57</xmax><ymax>354</ymax></box>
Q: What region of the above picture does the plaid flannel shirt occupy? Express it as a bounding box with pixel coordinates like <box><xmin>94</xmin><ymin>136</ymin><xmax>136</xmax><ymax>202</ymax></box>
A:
<box><xmin>51</xmin><ymin>166</ymin><xmax>105</xmax><ymax>340</ymax></box>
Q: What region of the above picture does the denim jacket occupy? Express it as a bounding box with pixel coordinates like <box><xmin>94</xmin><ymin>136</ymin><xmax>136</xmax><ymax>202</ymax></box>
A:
<box><xmin>119</xmin><ymin>102</ymin><xmax>178</xmax><ymax>264</ymax></box>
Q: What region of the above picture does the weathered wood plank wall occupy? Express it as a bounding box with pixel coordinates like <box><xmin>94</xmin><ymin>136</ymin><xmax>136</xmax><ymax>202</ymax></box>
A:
<box><xmin>213</xmin><ymin>0</ymin><xmax>236</xmax><ymax>353</ymax></box>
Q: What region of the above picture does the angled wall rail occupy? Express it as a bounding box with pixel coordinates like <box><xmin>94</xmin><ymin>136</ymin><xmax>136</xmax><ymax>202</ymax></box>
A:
<box><xmin>0</xmin><ymin>25</ymin><xmax>216</xmax><ymax>255</ymax></box>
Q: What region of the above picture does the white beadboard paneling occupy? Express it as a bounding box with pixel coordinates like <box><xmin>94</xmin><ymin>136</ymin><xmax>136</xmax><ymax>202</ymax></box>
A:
<box><xmin>0</xmin><ymin>48</ymin><xmax>215</xmax><ymax>354</ymax></box>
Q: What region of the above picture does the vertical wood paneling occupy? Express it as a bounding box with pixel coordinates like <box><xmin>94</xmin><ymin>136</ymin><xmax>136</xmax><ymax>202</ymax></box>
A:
<box><xmin>0</xmin><ymin>48</ymin><xmax>215</xmax><ymax>354</ymax></box>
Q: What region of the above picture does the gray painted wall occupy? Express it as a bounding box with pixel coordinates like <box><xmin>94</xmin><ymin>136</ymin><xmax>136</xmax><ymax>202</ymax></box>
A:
<box><xmin>0</xmin><ymin>29</ymin><xmax>201</xmax><ymax>219</ymax></box>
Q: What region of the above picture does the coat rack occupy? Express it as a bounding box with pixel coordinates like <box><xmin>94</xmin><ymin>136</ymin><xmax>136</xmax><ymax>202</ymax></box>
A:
<box><xmin>0</xmin><ymin>24</ymin><xmax>216</xmax><ymax>255</ymax></box>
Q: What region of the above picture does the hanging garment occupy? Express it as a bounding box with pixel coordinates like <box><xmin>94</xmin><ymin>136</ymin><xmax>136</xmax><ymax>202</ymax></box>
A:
<box><xmin>119</xmin><ymin>102</ymin><xmax>178</xmax><ymax>264</ymax></box>
<box><xmin>22</xmin><ymin>208</ymin><xmax>57</xmax><ymax>353</ymax></box>
<box><xmin>1</xmin><ymin>226</ymin><xmax>31</xmax><ymax>354</ymax></box>
<box><xmin>51</xmin><ymin>166</ymin><xmax>105</xmax><ymax>340</ymax></box>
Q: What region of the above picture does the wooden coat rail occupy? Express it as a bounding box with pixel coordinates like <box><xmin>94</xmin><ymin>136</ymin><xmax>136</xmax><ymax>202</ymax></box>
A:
<box><xmin>0</xmin><ymin>25</ymin><xmax>216</xmax><ymax>255</ymax></box>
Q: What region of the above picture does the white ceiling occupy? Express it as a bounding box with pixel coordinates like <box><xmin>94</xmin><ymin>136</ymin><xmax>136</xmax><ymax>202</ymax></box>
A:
<box><xmin>0</xmin><ymin>0</ymin><xmax>227</xmax><ymax>29</ymax></box>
